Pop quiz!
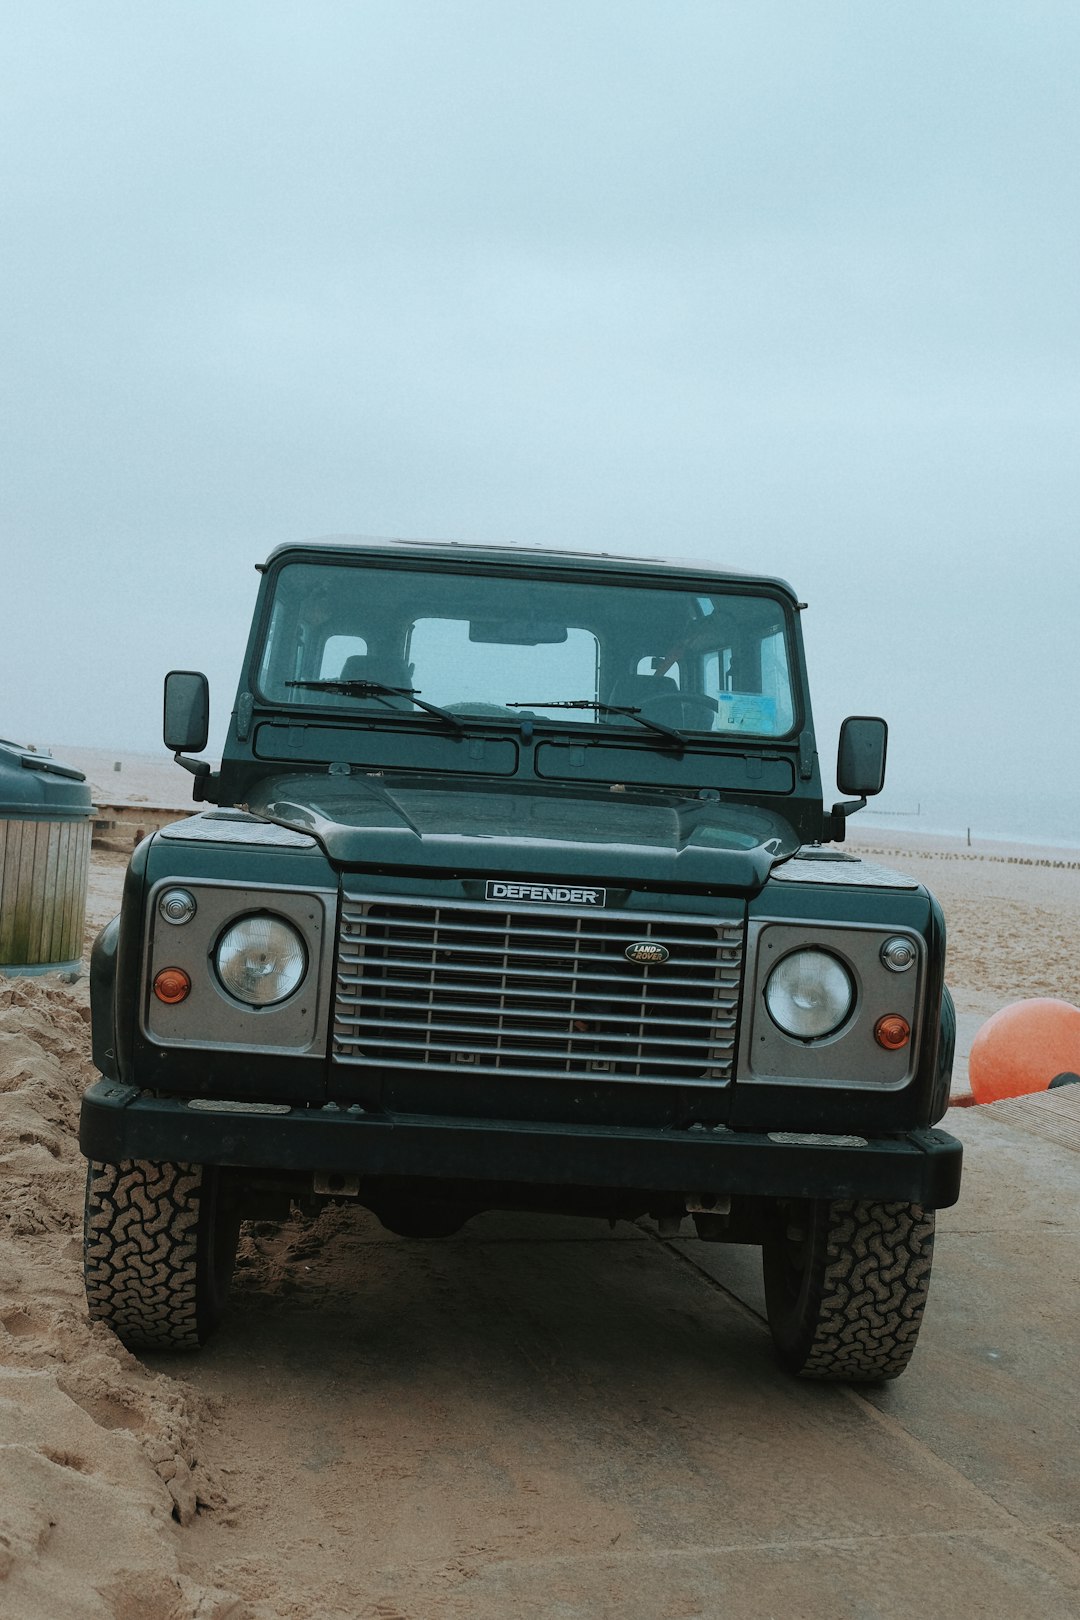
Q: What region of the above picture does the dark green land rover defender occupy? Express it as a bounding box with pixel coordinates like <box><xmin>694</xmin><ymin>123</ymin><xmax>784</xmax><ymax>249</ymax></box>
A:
<box><xmin>80</xmin><ymin>537</ymin><xmax>960</xmax><ymax>1379</ymax></box>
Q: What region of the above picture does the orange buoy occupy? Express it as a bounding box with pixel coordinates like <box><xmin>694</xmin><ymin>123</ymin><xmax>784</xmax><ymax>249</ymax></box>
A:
<box><xmin>968</xmin><ymin>998</ymin><xmax>1080</xmax><ymax>1104</ymax></box>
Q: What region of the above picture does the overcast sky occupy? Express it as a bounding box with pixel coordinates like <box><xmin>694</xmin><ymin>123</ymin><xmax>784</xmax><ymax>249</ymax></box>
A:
<box><xmin>2</xmin><ymin>3</ymin><xmax>1077</xmax><ymax>840</ymax></box>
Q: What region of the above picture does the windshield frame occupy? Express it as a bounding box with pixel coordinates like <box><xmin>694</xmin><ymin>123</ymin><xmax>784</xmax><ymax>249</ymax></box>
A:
<box><xmin>247</xmin><ymin>552</ymin><xmax>806</xmax><ymax>746</ymax></box>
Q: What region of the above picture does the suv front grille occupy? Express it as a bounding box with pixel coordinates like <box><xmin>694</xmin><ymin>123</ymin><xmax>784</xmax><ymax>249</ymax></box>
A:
<box><xmin>333</xmin><ymin>898</ymin><xmax>744</xmax><ymax>1085</ymax></box>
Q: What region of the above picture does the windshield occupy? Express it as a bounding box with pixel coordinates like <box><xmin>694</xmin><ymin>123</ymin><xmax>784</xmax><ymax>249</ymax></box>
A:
<box><xmin>255</xmin><ymin>562</ymin><xmax>798</xmax><ymax>738</ymax></box>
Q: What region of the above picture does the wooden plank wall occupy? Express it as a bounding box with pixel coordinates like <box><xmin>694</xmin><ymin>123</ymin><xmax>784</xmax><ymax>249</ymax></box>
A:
<box><xmin>0</xmin><ymin>818</ymin><xmax>91</xmax><ymax>968</ymax></box>
<box><xmin>92</xmin><ymin>803</ymin><xmax>185</xmax><ymax>851</ymax></box>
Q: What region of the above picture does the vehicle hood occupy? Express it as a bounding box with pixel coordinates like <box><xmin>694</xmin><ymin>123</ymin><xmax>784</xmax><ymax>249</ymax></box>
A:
<box><xmin>248</xmin><ymin>772</ymin><xmax>799</xmax><ymax>892</ymax></box>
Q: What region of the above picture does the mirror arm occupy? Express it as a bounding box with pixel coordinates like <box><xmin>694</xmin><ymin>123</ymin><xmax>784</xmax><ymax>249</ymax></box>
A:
<box><xmin>827</xmin><ymin>795</ymin><xmax>867</xmax><ymax>842</ymax></box>
<box><xmin>173</xmin><ymin>753</ymin><xmax>216</xmax><ymax>803</ymax></box>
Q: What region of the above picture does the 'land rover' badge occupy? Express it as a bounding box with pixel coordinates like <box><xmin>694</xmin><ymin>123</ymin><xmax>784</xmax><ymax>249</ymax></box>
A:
<box><xmin>624</xmin><ymin>942</ymin><xmax>669</xmax><ymax>965</ymax></box>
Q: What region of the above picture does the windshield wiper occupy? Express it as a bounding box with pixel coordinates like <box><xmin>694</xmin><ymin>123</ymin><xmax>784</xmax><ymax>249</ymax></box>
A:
<box><xmin>507</xmin><ymin>699</ymin><xmax>685</xmax><ymax>750</ymax></box>
<box><xmin>285</xmin><ymin>679</ymin><xmax>464</xmax><ymax>732</ymax></box>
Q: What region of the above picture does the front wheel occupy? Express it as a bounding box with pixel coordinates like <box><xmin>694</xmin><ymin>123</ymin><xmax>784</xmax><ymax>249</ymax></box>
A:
<box><xmin>84</xmin><ymin>1159</ymin><xmax>239</xmax><ymax>1351</ymax></box>
<box><xmin>762</xmin><ymin>1199</ymin><xmax>935</xmax><ymax>1381</ymax></box>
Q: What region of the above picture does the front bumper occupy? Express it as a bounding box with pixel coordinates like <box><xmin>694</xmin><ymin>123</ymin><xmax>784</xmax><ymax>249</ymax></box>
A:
<box><xmin>79</xmin><ymin>1080</ymin><xmax>963</xmax><ymax>1207</ymax></box>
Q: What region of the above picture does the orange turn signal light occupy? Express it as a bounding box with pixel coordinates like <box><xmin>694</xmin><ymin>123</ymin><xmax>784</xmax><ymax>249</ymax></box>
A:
<box><xmin>874</xmin><ymin>1014</ymin><xmax>910</xmax><ymax>1051</ymax></box>
<box><xmin>153</xmin><ymin>967</ymin><xmax>191</xmax><ymax>1005</ymax></box>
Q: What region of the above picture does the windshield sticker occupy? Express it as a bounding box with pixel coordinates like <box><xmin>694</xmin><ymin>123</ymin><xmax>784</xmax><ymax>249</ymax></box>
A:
<box><xmin>713</xmin><ymin>692</ymin><xmax>778</xmax><ymax>733</ymax></box>
<box><xmin>486</xmin><ymin>881</ymin><xmax>607</xmax><ymax>907</ymax></box>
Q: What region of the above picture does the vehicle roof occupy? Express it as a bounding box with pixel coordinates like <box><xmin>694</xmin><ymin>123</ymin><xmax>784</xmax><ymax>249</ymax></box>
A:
<box><xmin>260</xmin><ymin>534</ymin><xmax>800</xmax><ymax>600</ymax></box>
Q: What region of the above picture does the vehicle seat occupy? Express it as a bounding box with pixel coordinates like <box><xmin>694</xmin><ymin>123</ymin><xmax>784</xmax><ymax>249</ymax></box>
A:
<box><xmin>608</xmin><ymin>673</ymin><xmax>716</xmax><ymax>732</ymax></box>
<box><xmin>607</xmin><ymin>673</ymin><xmax>680</xmax><ymax>710</ymax></box>
<box><xmin>338</xmin><ymin>654</ymin><xmax>415</xmax><ymax>708</ymax></box>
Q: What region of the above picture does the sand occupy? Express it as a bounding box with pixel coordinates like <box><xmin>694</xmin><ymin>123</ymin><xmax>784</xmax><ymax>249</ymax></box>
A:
<box><xmin>0</xmin><ymin>860</ymin><xmax>261</xmax><ymax>1618</ymax></box>
<box><xmin>845</xmin><ymin>825</ymin><xmax>1080</xmax><ymax>1008</ymax></box>
<box><xmin>1</xmin><ymin>799</ymin><xmax>1078</xmax><ymax>1616</ymax></box>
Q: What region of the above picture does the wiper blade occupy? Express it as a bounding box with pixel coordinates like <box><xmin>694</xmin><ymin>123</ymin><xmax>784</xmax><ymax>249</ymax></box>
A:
<box><xmin>507</xmin><ymin>699</ymin><xmax>685</xmax><ymax>750</ymax></box>
<box><xmin>286</xmin><ymin>679</ymin><xmax>464</xmax><ymax>731</ymax></box>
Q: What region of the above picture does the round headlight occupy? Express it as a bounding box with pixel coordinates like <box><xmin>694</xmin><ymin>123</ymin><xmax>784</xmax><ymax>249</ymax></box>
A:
<box><xmin>215</xmin><ymin>915</ymin><xmax>306</xmax><ymax>1007</ymax></box>
<box><xmin>764</xmin><ymin>948</ymin><xmax>854</xmax><ymax>1040</ymax></box>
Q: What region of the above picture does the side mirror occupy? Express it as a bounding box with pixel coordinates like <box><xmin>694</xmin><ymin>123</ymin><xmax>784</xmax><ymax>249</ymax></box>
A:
<box><xmin>164</xmin><ymin>670</ymin><xmax>210</xmax><ymax>754</ymax></box>
<box><xmin>837</xmin><ymin>715</ymin><xmax>888</xmax><ymax>797</ymax></box>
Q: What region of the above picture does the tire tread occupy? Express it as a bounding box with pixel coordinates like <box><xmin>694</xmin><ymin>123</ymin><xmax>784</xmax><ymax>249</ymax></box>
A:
<box><xmin>766</xmin><ymin>1199</ymin><xmax>935</xmax><ymax>1382</ymax></box>
<box><xmin>84</xmin><ymin>1158</ymin><xmax>205</xmax><ymax>1350</ymax></box>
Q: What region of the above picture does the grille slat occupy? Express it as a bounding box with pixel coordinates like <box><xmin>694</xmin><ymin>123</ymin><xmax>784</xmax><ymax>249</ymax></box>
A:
<box><xmin>338</xmin><ymin>928</ymin><xmax>741</xmax><ymax>957</ymax></box>
<box><xmin>336</xmin><ymin>966</ymin><xmax>741</xmax><ymax>995</ymax></box>
<box><xmin>340</xmin><ymin>915</ymin><xmax>738</xmax><ymax>947</ymax></box>
<box><xmin>333</xmin><ymin>897</ymin><xmax>744</xmax><ymax>1087</ymax></box>
<box><xmin>334</xmin><ymin>994</ymin><xmax>738</xmax><ymax>1024</ymax></box>
<box><xmin>336</xmin><ymin>1018</ymin><xmax>735</xmax><ymax>1050</ymax></box>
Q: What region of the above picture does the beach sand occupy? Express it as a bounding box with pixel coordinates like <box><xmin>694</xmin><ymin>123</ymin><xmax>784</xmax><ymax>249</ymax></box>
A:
<box><xmin>2</xmin><ymin>778</ymin><xmax>1078</xmax><ymax>1616</ymax></box>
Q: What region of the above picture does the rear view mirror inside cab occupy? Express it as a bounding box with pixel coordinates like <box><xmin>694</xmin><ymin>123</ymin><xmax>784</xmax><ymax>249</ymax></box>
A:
<box><xmin>469</xmin><ymin>620</ymin><xmax>569</xmax><ymax>645</ymax></box>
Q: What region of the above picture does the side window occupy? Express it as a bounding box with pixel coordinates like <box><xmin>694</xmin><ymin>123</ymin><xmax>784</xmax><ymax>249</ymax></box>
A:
<box><xmin>759</xmin><ymin>630</ymin><xmax>794</xmax><ymax>732</ymax></box>
<box><xmin>636</xmin><ymin>655</ymin><xmax>681</xmax><ymax>684</ymax></box>
<box><xmin>701</xmin><ymin>629</ymin><xmax>792</xmax><ymax>736</ymax></box>
<box><xmin>319</xmin><ymin>635</ymin><xmax>368</xmax><ymax>678</ymax></box>
<box><xmin>258</xmin><ymin>597</ymin><xmax>310</xmax><ymax>696</ymax></box>
<box><xmin>702</xmin><ymin>649</ymin><xmax>730</xmax><ymax>697</ymax></box>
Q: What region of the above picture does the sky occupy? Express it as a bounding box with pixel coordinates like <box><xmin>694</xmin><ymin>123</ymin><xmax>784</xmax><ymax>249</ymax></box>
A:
<box><xmin>2</xmin><ymin>3</ymin><xmax>1078</xmax><ymax>842</ymax></box>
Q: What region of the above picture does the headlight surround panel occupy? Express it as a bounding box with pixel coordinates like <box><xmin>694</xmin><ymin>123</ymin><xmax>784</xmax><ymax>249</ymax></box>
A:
<box><xmin>142</xmin><ymin>879</ymin><xmax>335</xmax><ymax>1055</ymax></box>
<box><xmin>740</xmin><ymin>920</ymin><xmax>925</xmax><ymax>1090</ymax></box>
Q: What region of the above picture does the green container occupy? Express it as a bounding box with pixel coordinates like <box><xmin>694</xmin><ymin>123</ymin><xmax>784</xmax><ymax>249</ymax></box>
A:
<box><xmin>0</xmin><ymin>740</ymin><xmax>93</xmax><ymax>975</ymax></box>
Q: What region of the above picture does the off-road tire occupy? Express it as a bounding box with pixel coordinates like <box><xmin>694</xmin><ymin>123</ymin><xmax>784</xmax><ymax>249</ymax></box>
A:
<box><xmin>762</xmin><ymin>1199</ymin><xmax>935</xmax><ymax>1382</ymax></box>
<box><xmin>84</xmin><ymin>1158</ymin><xmax>239</xmax><ymax>1351</ymax></box>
